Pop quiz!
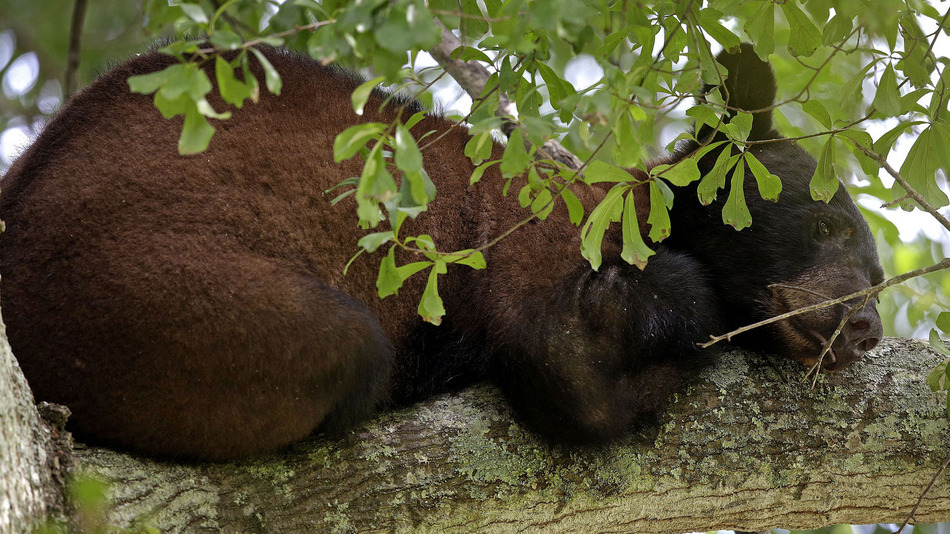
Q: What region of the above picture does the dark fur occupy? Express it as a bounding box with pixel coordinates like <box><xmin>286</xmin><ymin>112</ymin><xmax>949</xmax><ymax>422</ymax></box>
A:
<box><xmin>0</xmin><ymin>45</ymin><xmax>883</xmax><ymax>460</ymax></box>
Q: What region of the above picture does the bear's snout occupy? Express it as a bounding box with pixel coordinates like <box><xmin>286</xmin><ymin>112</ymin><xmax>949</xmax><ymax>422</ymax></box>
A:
<box><xmin>822</xmin><ymin>303</ymin><xmax>883</xmax><ymax>371</ymax></box>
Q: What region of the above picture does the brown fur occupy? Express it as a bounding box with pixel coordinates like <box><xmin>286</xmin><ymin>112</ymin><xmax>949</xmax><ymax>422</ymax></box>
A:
<box><xmin>0</xmin><ymin>49</ymin><xmax>620</xmax><ymax>459</ymax></box>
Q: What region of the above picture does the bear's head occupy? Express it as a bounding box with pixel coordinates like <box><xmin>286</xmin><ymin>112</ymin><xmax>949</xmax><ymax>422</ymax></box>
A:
<box><xmin>667</xmin><ymin>44</ymin><xmax>884</xmax><ymax>371</ymax></box>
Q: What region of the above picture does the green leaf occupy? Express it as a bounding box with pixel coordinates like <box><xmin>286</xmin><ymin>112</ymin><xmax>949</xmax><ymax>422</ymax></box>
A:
<box><xmin>351</xmin><ymin>75</ymin><xmax>385</xmax><ymax>116</ymax></box>
<box><xmin>128</xmin><ymin>67</ymin><xmax>174</xmax><ymax>95</ymax></box>
<box><xmin>722</xmin><ymin>158</ymin><xmax>751</xmax><ymax>230</ymax></box>
<box><xmin>621</xmin><ymin>189</ymin><xmax>654</xmax><ymax>269</ymax></box>
<box><xmin>333</xmin><ymin>123</ymin><xmax>386</xmax><ymax>162</ymax></box>
<box><xmin>723</xmin><ymin>112</ymin><xmax>753</xmax><ymax>142</ymax></box>
<box><xmin>215</xmin><ymin>56</ymin><xmax>255</xmax><ymax>108</ymax></box>
<box><xmin>930</xmin><ymin>329</ymin><xmax>950</xmax><ymax>357</ymax></box>
<box><xmin>651</xmin><ymin>158</ymin><xmax>700</xmax><ymax>187</ymax></box>
<box><xmin>451</xmin><ymin>46</ymin><xmax>494</xmax><ymax>64</ymax></box>
<box><xmin>873</xmin><ymin>120</ymin><xmax>923</xmax><ymax>156</ymax></box>
<box><xmin>822</xmin><ymin>13</ymin><xmax>853</xmax><ymax>46</ymax></box>
<box><xmin>396</xmin><ymin>261</ymin><xmax>432</xmax><ymax>281</ymax></box>
<box><xmin>500</xmin><ymin>128</ymin><xmax>531</xmax><ymax>178</ymax></box>
<box><xmin>744</xmin><ymin>152</ymin><xmax>782</xmax><ymax>201</ymax></box>
<box><xmin>802</xmin><ymin>100</ymin><xmax>832</xmax><ymax>130</ymax></box>
<box><xmin>464</xmin><ymin>131</ymin><xmax>494</xmax><ymax>165</ymax></box>
<box><xmin>518</xmin><ymin>184</ymin><xmax>532</xmax><ymax>208</ymax></box>
<box><xmin>469</xmin><ymin>160</ymin><xmax>497</xmax><ymax>185</ymax></box>
<box><xmin>377</xmin><ymin>248</ymin><xmax>418</xmax><ymax>298</ymax></box>
<box><xmin>394</xmin><ymin>125</ymin><xmax>423</xmax><ymax>172</ymax></box>
<box><xmin>445</xmin><ymin>250</ymin><xmax>486</xmax><ymax>269</ymax></box>
<box><xmin>584</xmin><ymin>161</ymin><xmax>638</xmax><ymax>184</ymax></box>
<box><xmin>695</xmin><ymin>27</ymin><xmax>722</xmax><ymax>86</ymax></box>
<box><xmin>210</xmin><ymin>30</ymin><xmax>243</xmax><ymax>50</ymax></box>
<box><xmin>195</xmin><ymin>98</ymin><xmax>231</xmax><ymax>120</ymax></box>
<box><xmin>937</xmin><ymin>311</ymin><xmax>950</xmax><ymax>333</ymax></box>
<box><xmin>697</xmin><ymin>149</ymin><xmax>737</xmax><ymax>205</ymax></box>
<box><xmin>647</xmin><ymin>180</ymin><xmax>671</xmax><ymax>242</ymax></box>
<box><xmin>560</xmin><ymin>187</ymin><xmax>584</xmax><ymax>226</ymax></box>
<box><xmin>355</xmin><ymin>144</ymin><xmax>396</xmax><ymax>228</ymax></box>
<box><xmin>925</xmin><ymin>357</ymin><xmax>950</xmax><ymax>393</ymax></box>
<box><xmin>838</xmin><ymin>129</ymin><xmax>878</xmax><ymax>176</ymax></box>
<box><xmin>535</xmin><ymin>60</ymin><xmax>576</xmax><ymax>108</ymax></box>
<box><xmin>531</xmin><ymin>188</ymin><xmax>555</xmax><ymax>220</ymax></box>
<box><xmin>580</xmin><ymin>183</ymin><xmax>627</xmax><ymax>271</ymax></box>
<box><xmin>699</xmin><ymin>8</ymin><xmax>741</xmax><ymax>52</ymax></box>
<box><xmin>418</xmin><ymin>260</ymin><xmax>448</xmax><ymax>325</ymax></box>
<box><xmin>686</xmin><ymin>105</ymin><xmax>722</xmax><ymax>137</ymax></box>
<box><xmin>395</xmin><ymin>124</ymin><xmax>433</xmax><ymax>205</ymax></box>
<box><xmin>872</xmin><ymin>63</ymin><xmax>901</xmax><ymax>117</ymax></box>
<box><xmin>178</xmin><ymin>108</ymin><xmax>215</xmax><ymax>155</ymax></box>
<box><xmin>841</xmin><ymin>62</ymin><xmax>876</xmax><ymax>110</ymax></box>
<box><xmin>781</xmin><ymin>2</ymin><xmax>821</xmax><ymax>57</ymax></box>
<box><xmin>612</xmin><ymin>105</ymin><xmax>642</xmax><ymax>168</ymax></box>
<box><xmin>744</xmin><ymin>2</ymin><xmax>775</xmax><ymax>57</ymax></box>
<box><xmin>179</xmin><ymin>3</ymin><xmax>209</xmax><ymax>24</ymax></box>
<box><xmin>899</xmin><ymin>127</ymin><xmax>950</xmax><ymax>209</ymax></box>
<box><xmin>357</xmin><ymin>231</ymin><xmax>394</xmax><ymax>253</ymax></box>
<box><xmin>250</xmin><ymin>47</ymin><xmax>283</xmax><ymax>95</ymax></box>
<box><xmin>810</xmin><ymin>137</ymin><xmax>839</xmax><ymax>202</ymax></box>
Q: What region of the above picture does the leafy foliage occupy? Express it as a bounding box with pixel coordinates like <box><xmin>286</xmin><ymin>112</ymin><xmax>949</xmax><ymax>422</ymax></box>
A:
<box><xmin>2</xmin><ymin>1</ymin><xmax>949</xmax><ymax>337</ymax></box>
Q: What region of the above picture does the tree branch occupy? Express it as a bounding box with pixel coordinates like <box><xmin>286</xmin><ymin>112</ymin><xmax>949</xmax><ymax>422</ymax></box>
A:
<box><xmin>64</xmin><ymin>0</ymin><xmax>88</xmax><ymax>98</ymax></box>
<box><xmin>427</xmin><ymin>23</ymin><xmax>582</xmax><ymax>170</ymax></box>
<box><xmin>72</xmin><ymin>339</ymin><xmax>950</xmax><ymax>533</ymax></box>
<box><xmin>845</xmin><ymin>138</ymin><xmax>950</xmax><ymax>234</ymax></box>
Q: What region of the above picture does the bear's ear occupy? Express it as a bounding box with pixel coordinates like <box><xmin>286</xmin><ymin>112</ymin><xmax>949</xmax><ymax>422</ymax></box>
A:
<box><xmin>697</xmin><ymin>43</ymin><xmax>777</xmax><ymax>142</ymax></box>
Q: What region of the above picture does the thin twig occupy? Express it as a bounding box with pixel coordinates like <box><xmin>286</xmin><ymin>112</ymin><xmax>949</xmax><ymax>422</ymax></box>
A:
<box><xmin>895</xmin><ymin>453</ymin><xmax>950</xmax><ymax>534</ymax></box>
<box><xmin>805</xmin><ymin>294</ymin><xmax>873</xmax><ymax>387</ymax></box>
<box><xmin>64</xmin><ymin>0</ymin><xmax>88</xmax><ymax>98</ymax></box>
<box><xmin>427</xmin><ymin>21</ymin><xmax>582</xmax><ymax>170</ymax></box>
<box><xmin>700</xmin><ymin>258</ymin><xmax>950</xmax><ymax>348</ymax></box>
<box><xmin>845</xmin><ymin>139</ymin><xmax>950</xmax><ymax>234</ymax></box>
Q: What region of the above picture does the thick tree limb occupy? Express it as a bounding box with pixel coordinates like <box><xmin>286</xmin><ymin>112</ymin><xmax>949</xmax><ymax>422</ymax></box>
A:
<box><xmin>0</xmin><ymin>312</ymin><xmax>68</xmax><ymax>531</ymax></box>
<box><xmin>72</xmin><ymin>338</ymin><xmax>950</xmax><ymax>533</ymax></box>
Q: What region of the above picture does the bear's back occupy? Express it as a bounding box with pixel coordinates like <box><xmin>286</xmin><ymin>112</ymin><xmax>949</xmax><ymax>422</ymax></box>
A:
<box><xmin>0</xmin><ymin>49</ymin><xmax>492</xmax><ymax>340</ymax></box>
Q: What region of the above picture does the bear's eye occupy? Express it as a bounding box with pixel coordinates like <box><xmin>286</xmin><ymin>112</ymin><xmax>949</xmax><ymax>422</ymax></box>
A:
<box><xmin>818</xmin><ymin>219</ymin><xmax>832</xmax><ymax>236</ymax></box>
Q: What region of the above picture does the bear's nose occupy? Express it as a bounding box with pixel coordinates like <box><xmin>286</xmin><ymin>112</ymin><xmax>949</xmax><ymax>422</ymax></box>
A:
<box><xmin>823</xmin><ymin>304</ymin><xmax>883</xmax><ymax>371</ymax></box>
<box><xmin>836</xmin><ymin>305</ymin><xmax>883</xmax><ymax>366</ymax></box>
<box><xmin>849</xmin><ymin>315</ymin><xmax>881</xmax><ymax>352</ymax></box>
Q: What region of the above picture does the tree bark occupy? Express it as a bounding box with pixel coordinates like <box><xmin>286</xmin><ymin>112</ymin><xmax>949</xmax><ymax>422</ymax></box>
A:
<box><xmin>0</xmin><ymin>306</ymin><xmax>69</xmax><ymax>532</ymax></box>
<box><xmin>62</xmin><ymin>338</ymin><xmax>949</xmax><ymax>534</ymax></box>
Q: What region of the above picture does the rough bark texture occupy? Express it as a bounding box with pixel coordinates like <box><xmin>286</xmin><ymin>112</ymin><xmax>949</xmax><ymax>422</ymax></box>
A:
<box><xmin>0</xmin><ymin>304</ymin><xmax>68</xmax><ymax>532</ymax></box>
<box><xmin>69</xmin><ymin>337</ymin><xmax>949</xmax><ymax>534</ymax></box>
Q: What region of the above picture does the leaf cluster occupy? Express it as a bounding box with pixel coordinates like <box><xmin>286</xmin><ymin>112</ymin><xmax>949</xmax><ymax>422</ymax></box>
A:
<box><xmin>10</xmin><ymin>0</ymin><xmax>950</xmax><ymax>337</ymax></box>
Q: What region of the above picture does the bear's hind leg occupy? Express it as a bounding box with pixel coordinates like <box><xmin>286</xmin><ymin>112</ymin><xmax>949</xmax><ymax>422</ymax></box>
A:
<box><xmin>10</xmin><ymin>236</ymin><xmax>393</xmax><ymax>461</ymax></box>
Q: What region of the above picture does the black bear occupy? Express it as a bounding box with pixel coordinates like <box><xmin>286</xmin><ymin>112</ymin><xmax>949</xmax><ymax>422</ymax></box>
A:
<box><xmin>0</xmin><ymin>44</ymin><xmax>883</xmax><ymax>460</ymax></box>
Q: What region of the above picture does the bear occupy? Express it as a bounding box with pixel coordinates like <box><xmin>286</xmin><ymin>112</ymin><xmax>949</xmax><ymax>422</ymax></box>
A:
<box><xmin>0</xmin><ymin>44</ymin><xmax>884</xmax><ymax>461</ymax></box>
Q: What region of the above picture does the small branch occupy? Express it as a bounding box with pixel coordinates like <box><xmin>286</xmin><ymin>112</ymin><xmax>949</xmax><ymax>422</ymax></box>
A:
<box><xmin>846</xmin><ymin>139</ymin><xmax>950</xmax><ymax>234</ymax></box>
<box><xmin>64</xmin><ymin>0</ymin><xmax>88</xmax><ymax>98</ymax></box>
<box><xmin>427</xmin><ymin>21</ymin><xmax>582</xmax><ymax>170</ymax></box>
<box><xmin>805</xmin><ymin>295</ymin><xmax>872</xmax><ymax>386</ymax></box>
<box><xmin>701</xmin><ymin>257</ymin><xmax>950</xmax><ymax>348</ymax></box>
<box><xmin>896</xmin><ymin>453</ymin><xmax>950</xmax><ymax>534</ymax></box>
<box><xmin>196</xmin><ymin>21</ymin><xmax>334</xmax><ymax>56</ymax></box>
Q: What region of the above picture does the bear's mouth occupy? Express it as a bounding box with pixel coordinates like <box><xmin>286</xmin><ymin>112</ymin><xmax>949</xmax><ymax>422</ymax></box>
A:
<box><xmin>798</xmin><ymin>326</ymin><xmax>877</xmax><ymax>372</ymax></box>
<box><xmin>768</xmin><ymin>283</ymin><xmax>883</xmax><ymax>372</ymax></box>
